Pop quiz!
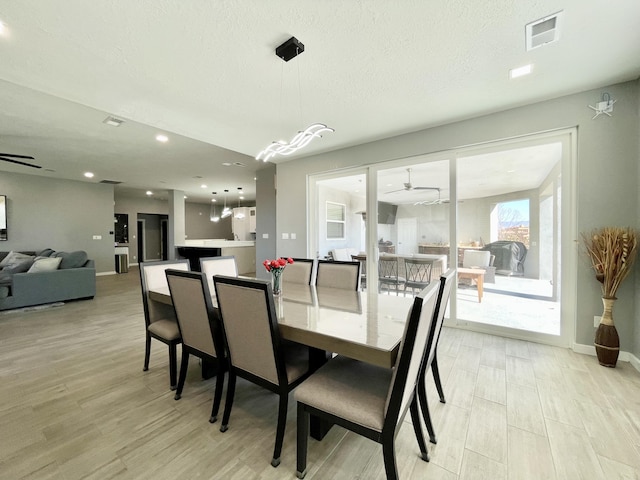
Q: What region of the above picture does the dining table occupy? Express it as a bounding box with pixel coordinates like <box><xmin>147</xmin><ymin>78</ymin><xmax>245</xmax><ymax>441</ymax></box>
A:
<box><xmin>147</xmin><ymin>280</ymin><xmax>414</xmax><ymax>438</ymax></box>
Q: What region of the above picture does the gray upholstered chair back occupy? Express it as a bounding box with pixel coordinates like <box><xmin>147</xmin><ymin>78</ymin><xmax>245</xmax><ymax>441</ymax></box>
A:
<box><xmin>384</xmin><ymin>281</ymin><xmax>439</xmax><ymax>425</ymax></box>
<box><xmin>200</xmin><ymin>256</ymin><xmax>238</xmax><ymax>294</ymax></box>
<box><xmin>282</xmin><ymin>258</ymin><xmax>315</xmax><ymax>285</ymax></box>
<box><xmin>166</xmin><ymin>270</ymin><xmax>218</xmax><ymax>358</ymax></box>
<box><xmin>316</xmin><ymin>260</ymin><xmax>360</xmax><ymax>290</ymax></box>
<box><xmin>214</xmin><ymin>276</ymin><xmax>280</xmax><ymax>384</ymax></box>
<box><xmin>140</xmin><ymin>260</ymin><xmax>189</xmax><ymax>324</ymax></box>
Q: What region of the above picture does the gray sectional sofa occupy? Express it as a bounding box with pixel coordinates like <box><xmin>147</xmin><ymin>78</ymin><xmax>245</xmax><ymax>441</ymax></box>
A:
<box><xmin>0</xmin><ymin>249</ymin><xmax>96</xmax><ymax>311</ymax></box>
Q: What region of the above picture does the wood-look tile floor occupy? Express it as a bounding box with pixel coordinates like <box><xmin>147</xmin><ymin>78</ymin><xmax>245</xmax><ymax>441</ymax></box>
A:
<box><xmin>1</xmin><ymin>268</ymin><xmax>639</xmax><ymax>479</ymax></box>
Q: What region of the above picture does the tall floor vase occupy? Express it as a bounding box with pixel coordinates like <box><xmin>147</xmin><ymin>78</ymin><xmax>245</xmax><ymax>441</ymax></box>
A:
<box><xmin>594</xmin><ymin>297</ymin><xmax>619</xmax><ymax>367</ymax></box>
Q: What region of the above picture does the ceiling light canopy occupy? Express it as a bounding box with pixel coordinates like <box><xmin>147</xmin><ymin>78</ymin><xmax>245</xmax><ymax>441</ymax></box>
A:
<box><xmin>509</xmin><ymin>64</ymin><xmax>533</xmax><ymax>79</ymax></box>
<box><xmin>256</xmin><ymin>36</ymin><xmax>334</xmax><ymax>162</ymax></box>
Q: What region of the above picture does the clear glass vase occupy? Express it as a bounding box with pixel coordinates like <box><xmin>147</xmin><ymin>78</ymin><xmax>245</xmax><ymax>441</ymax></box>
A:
<box><xmin>272</xmin><ymin>269</ymin><xmax>283</xmax><ymax>296</ymax></box>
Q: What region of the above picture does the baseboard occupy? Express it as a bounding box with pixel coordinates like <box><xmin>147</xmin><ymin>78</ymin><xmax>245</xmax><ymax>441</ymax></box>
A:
<box><xmin>97</xmin><ymin>271</ymin><xmax>117</xmax><ymax>276</ymax></box>
<box><xmin>573</xmin><ymin>342</ymin><xmax>640</xmax><ymax>373</ymax></box>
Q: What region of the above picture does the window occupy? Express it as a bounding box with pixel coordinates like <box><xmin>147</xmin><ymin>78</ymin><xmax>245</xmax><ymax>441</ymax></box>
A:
<box><xmin>492</xmin><ymin>199</ymin><xmax>530</xmax><ymax>248</ymax></box>
<box><xmin>326</xmin><ymin>201</ymin><xmax>346</xmax><ymax>239</ymax></box>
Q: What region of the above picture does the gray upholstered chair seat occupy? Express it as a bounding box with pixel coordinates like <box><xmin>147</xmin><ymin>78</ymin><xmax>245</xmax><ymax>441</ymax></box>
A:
<box><xmin>295</xmin><ymin>356</ymin><xmax>391</xmax><ymax>431</ymax></box>
<box><xmin>147</xmin><ymin>319</ymin><xmax>180</xmax><ymax>341</ymax></box>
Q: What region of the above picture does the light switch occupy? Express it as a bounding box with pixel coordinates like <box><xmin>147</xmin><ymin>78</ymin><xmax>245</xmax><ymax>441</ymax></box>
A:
<box><xmin>291</xmin><ymin>233</ymin><xmax>297</xmax><ymax>240</ymax></box>
<box><xmin>262</xmin><ymin>233</ymin><xmax>269</xmax><ymax>239</ymax></box>
<box><xmin>282</xmin><ymin>233</ymin><xmax>289</xmax><ymax>240</ymax></box>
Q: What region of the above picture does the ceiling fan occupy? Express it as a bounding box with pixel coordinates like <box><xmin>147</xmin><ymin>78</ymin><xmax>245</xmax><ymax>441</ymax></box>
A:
<box><xmin>414</xmin><ymin>189</ymin><xmax>449</xmax><ymax>206</ymax></box>
<box><xmin>0</xmin><ymin>153</ymin><xmax>41</xmax><ymax>169</ymax></box>
<box><xmin>385</xmin><ymin>167</ymin><xmax>439</xmax><ymax>194</ymax></box>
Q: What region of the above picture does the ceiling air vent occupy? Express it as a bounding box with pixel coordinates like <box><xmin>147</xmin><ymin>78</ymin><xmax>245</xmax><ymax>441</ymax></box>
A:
<box><xmin>99</xmin><ymin>179</ymin><xmax>122</xmax><ymax>184</ymax></box>
<box><xmin>526</xmin><ymin>11</ymin><xmax>562</xmax><ymax>51</ymax></box>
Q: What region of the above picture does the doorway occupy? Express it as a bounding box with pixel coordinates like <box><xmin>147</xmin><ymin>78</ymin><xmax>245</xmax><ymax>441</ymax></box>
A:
<box><xmin>137</xmin><ymin>219</ymin><xmax>146</xmax><ymax>263</ymax></box>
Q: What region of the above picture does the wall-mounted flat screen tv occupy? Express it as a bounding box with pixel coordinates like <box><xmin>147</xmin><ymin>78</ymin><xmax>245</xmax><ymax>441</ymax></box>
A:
<box><xmin>378</xmin><ymin>201</ymin><xmax>398</xmax><ymax>224</ymax></box>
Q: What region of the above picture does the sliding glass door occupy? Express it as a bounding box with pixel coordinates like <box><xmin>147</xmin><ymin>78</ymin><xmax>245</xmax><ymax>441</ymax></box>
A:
<box><xmin>308</xmin><ymin>130</ymin><xmax>575</xmax><ymax>346</ymax></box>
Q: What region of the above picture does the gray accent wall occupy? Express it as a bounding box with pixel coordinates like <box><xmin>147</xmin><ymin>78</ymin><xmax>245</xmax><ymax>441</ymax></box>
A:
<box><xmin>0</xmin><ymin>171</ymin><xmax>114</xmax><ymax>272</ymax></box>
<box><xmin>184</xmin><ymin>202</ymin><xmax>233</xmax><ymax>240</ymax></box>
<box><xmin>276</xmin><ymin>80</ymin><xmax>639</xmax><ymax>355</ymax></box>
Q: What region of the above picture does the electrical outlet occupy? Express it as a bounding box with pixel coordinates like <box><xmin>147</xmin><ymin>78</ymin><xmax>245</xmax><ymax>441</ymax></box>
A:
<box><xmin>291</xmin><ymin>233</ymin><xmax>297</xmax><ymax>240</ymax></box>
<box><xmin>92</xmin><ymin>235</ymin><xmax>102</xmax><ymax>240</ymax></box>
<box><xmin>594</xmin><ymin>315</ymin><xmax>601</xmax><ymax>327</ymax></box>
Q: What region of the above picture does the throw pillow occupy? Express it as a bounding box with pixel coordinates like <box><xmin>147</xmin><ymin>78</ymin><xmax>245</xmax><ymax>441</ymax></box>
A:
<box><xmin>36</xmin><ymin>248</ymin><xmax>55</xmax><ymax>257</ymax></box>
<box><xmin>57</xmin><ymin>251</ymin><xmax>88</xmax><ymax>269</ymax></box>
<box><xmin>0</xmin><ymin>251</ymin><xmax>33</xmax><ymax>267</ymax></box>
<box><xmin>27</xmin><ymin>256</ymin><xmax>62</xmax><ymax>273</ymax></box>
<box><xmin>5</xmin><ymin>258</ymin><xmax>35</xmax><ymax>273</ymax></box>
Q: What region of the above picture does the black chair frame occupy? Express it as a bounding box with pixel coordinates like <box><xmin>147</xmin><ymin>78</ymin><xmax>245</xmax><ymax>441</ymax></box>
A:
<box><xmin>139</xmin><ymin>259</ymin><xmax>189</xmax><ymax>390</ymax></box>
<box><xmin>165</xmin><ymin>269</ymin><xmax>228</xmax><ymax>423</ymax></box>
<box><xmin>214</xmin><ymin>275</ymin><xmax>312</xmax><ymax>467</ymax></box>
<box><xmin>296</xmin><ymin>282</ymin><xmax>440</xmax><ymax>480</ymax></box>
<box><xmin>416</xmin><ymin>269</ymin><xmax>456</xmax><ymax>445</ymax></box>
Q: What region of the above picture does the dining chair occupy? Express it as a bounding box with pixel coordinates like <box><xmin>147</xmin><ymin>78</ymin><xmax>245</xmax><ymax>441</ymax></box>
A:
<box><xmin>213</xmin><ymin>275</ymin><xmax>312</xmax><ymax>468</ymax></box>
<box><xmin>199</xmin><ymin>255</ymin><xmax>238</xmax><ymax>295</ymax></box>
<box><xmin>295</xmin><ymin>281</ymin><xmax>440</xmax><ymax>480</ymax></box>
<box><xmin>378</xmin><ymin>255</ymin><xmax>405</xmax><ymax>295</ymax></box>
<box><xmin>282</xmin><ymin>258</ymin><xmax>315</xmax><ymax>285</ymax></box>
<box><xmin>403</xmin><ymin>257</ymin><xmax>434</xmax><ymax>296</ymax></box>
<box><xmin>316</xmin><ymin>260</ymin><xmax>360</xmax><ymax>290</ymax></box>
<box><xmin>351</xmin><ymin>254</ymin><xmax>367</xmax><ymax>291</ymax></box>
<box><xmin>165</xmin><ymin>269</ymin><xmax>227</xmax><ymax>423</ymax></box>
<box><xmin>416</xmin><ymin>268</ymin><xmax>456</xmax><ymax>445</ymax></box>
<box><xmin>139</xmin><ymin>259</ymin><xmax>190</xmax><ymax>390</ymax></box>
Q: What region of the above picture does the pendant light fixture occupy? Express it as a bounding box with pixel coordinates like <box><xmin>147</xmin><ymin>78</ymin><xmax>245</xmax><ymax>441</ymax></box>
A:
<box><xmin>210</xmin><ymin>192</ymin><xmax>220</xmax><ymax>222</ymax></box>
<box><xmin>256</xmin><ymin>36</ymin><xmax>333</xmax><ymax>162</ymax></box>
<box><xmin>234</xmin><ymin>187</ymin><xmax>245</xmax><ymax>219</ymax></box>
<box><xmin>221</xmin><ymin>189</ymin><xmax>232</xmax><ymax>219</ymax></box>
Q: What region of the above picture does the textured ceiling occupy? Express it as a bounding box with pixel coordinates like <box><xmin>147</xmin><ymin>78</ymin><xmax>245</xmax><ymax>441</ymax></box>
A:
<box><xmin>0</xmin><ymin>1</ymin><xmax>639</xmax><ymax>203</ymax></box>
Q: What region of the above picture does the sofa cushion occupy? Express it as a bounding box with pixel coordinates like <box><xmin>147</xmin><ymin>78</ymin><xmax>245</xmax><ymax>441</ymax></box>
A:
<box><xmin>55</xmin><ymin>251</ymin><xmax>88</xmax><ymax>269</ymax></box>
<box><xmin>36</xmin><ymin>248</ymin><xmax>55</xmax><ymax>257</ymax></box>
<box><xmin>28</xmin><ymin>256</ymin><xmax>62</xmax><ymax>273</ymax></box>
<box><xmin>4</xmin><ymin>258</ymin><xmax>36</xmax><ymax>274</ymax></box>
<box><xmin>0</xmin><ymin>251</ymin><xmax>34</xmax><ymax>268</ymax></box>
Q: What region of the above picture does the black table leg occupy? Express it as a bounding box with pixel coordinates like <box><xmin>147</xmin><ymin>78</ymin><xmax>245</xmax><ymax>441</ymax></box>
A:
<box><xmin>308</xmin><ymin>347</ymin><xmax>333</xmax><ymax>440</ymax></box>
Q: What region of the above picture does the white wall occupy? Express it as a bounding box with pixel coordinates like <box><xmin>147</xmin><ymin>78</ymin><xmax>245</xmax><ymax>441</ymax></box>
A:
<box><xmin>276</xmin><ymin>80</ymin><xmax>639</xmax><ymax>353</ymax></box>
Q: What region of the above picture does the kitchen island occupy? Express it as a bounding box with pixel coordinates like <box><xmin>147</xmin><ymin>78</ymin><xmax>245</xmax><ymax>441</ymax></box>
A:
<box><xmin>176</xmin><ymin>240</ymin><xmax>256</xmax><ymax>275</ymax></box>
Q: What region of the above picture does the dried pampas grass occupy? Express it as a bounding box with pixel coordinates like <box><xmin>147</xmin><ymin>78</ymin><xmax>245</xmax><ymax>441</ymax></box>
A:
<box><xmin>582</xmin><ymin>227</ymin><xmax>638</xmax><ymax>299</ymax></box>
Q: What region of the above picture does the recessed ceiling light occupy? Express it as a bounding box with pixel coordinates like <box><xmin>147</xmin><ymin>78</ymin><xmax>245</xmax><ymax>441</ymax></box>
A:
<box><xmin>222</xmin><ymin>162</ymin><xmax>232</xmax><ymax>166</ymax></box>
<box><xmin>156</xmin><ymin>134</ymin><xmax>169</xmax><ymax>143</ymax></box>
<box><xmin>184</xmin><ymin>196</ymin><xmax>188</xmax><ymax>199</ymax></box>
<box><xmin>103</xmin><ymin>116</ymin><xmax>124</xmax><ymax>127</ymax></box>
<box><xmin>510</xmin><ymin>64</ymin><xmax>533</xmax><ymax>79</ymax></box>
<box><xmin>211</xmin><ymin>199</ymin><xmax>216</xmax><ymax>202</ymax></box>
<box><xmin>0</xmin><ymin>21</ymin><xmax>8</xmax><ymax>37</ymax></box>
<box><xmin>201</xmin><ymin>184</ymin><xmax>207</xmax><ymax>188</ymax></box>
<box><xmin>84</xmin><ymin>172</ymin><xmax>94</xmax><ymax>178</ymax></box>
<box><xmin>240</xmin><ymin>196</ymin><xmax>244</xmax><ymax>200</ymax></box>
<box><xmin>146</xmin><ymin>191</ymin><xmax>153</xmax><ymax>196</ymax></box>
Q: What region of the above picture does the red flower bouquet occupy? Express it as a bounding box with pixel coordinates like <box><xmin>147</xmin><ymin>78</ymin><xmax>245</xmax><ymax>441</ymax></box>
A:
<box><xmin>263</xmin><ymin>257</ymin><xmax>294</xmax><ymax>295</ymax></box>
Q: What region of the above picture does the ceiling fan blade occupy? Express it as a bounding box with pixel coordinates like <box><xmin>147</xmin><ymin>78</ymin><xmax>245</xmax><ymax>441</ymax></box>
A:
<box><xmin>0</xmin><ymin>153</ymin><xmax>35</xmax><ymax>159</ymax></box>
<box><xmin>412</xmin><ymin>186</ymin><xmax>440</xmax><ymax>191</ymax></box>
<box><xmin>0</xmin><ymin>156</ymin><xmax>42</xmax><ymax>169</ymax></box>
